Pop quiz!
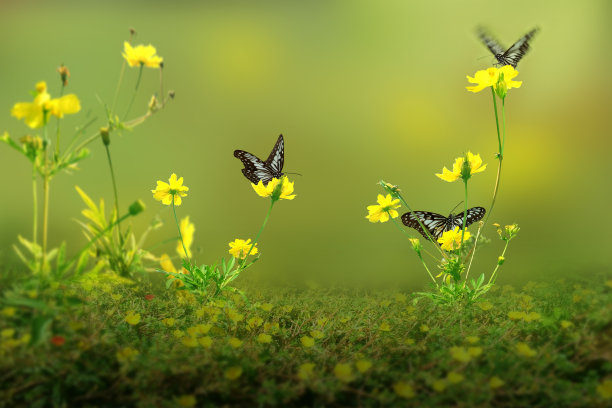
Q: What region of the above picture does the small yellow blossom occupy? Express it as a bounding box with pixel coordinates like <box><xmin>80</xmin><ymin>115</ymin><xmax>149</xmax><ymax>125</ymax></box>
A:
<box><xmin>468</xmin><ymin>346</ymin><xmax>483</xmax><ymax>357</ymax></box>
<box><xmin>11</xmin><ymin>81</ymin><xmax>81</xmax><ymax>129</ymax></box>
<box><xmin>257</xmin><ymin>333</ymin><xmax>272</xmax><ymax>344</ymax></box>
<box><xmin>508</xmin><ymin>311</ymin><xmax>526</xmax><ymax>320</ymax></box>
<box><xmin>489</xmin><ymin>376</ymin><xmax>505</xmax><ymax>389</ymax></box>
<box><xmin>365</xmin><ymin>194</ymin><xmax>401</xmax><ymax>223</ymax></box>
<box><xmin>174</xmin><ymin>395</ymin><xmax>196</xmax><ymax>408</ymax></box>
<box><xmin>420</xmin><ymin>324</ymin><xmax>429</xmax><ymax>332</ymax></box>
<box><xmin>394</xmin><ymin>293</ymin><xmax>407</xmax><ymax>303</ymax></box>
<box><xmin>516</xmin><ymin>342</ymin><xmax>537</xmax><ymax>357</ymax></box>
<box><xmin>478</xmin><ymin>301</ymin><xmax>493</xmax><ymax>311</ymax></box>
<box><xmin>260</xmin><ymin>303</ymin><xmax>273</xmax><ymax>312</ymax></box>
<box><xmin>263</xmin><ymin>322</ymin><xmax>279</xmax><ymax>332</ymax></box>
<box><xmin>297</xmin><ymin>363</ymin><xmax>316</xmax><ymax>380</ymax></box>
<box><xmin>524</xmin><ymin>312</ymin><xmax>541</xmax><ymax>322</ymax></box>
<box><xmin>560</xmin><ymin>320</ymin><xmax>573</xmax><ymax>329</ymax></box>
<box><xmin>151</xmin><ymin>173</ymin><xmax>189</xmax><ymax>206</ymax></box>
<box><xmin>310</xmin><ymin>330</ymin><xmax>324</xmax><ymax>339</ymax></box>
<box><xmin>379</xmin><ymin>322</ymin><xmax>391</xmax><ymax>332</ymax></box>
<box><xmin>173</xmin><ymin>329</ymin><xmax>185</xmax><ymax>338</ymax></box>
<box><xmin>317</xmin><ymin>318</ymin><xmax>328</xmax><ymax>327</ymax></box>
<box><xmin>432</xmin><ymin>379</ymin><xmax>447</xmax><ymax>392</ymax></box>
<box><xmin>198</xmin><ymin>336</ymin><xmax>213</xmax><ymax>349</ymax></box>
<box><xmin>597</xmin><ymin>379</ymin><xmax>612</xmax><ymax>399</ymax></box>
<box><xmin>162</xmin><ymin>317</ymin><xmax>175</xmax><ymax>327</ymax></box>
<box><xmin>447</xmin><ymin>371</ymin><xmax>464</xmax><ymax>384</ymax></box>
<box><xmin>247</xmin><ymin>316</ymin><xmax>264</xmax><ymax>329</ymax></box>
<box><xmin>605</xmin><ymin>280</ymin><xmax>612</xmax><ymax>289</ymax></box>
<box><xmin>228</xmin><ymin>238</ymin><xmax>258</xmax><ymax>259</ymax></box>
<box><xmin>437</xmin><ymin>227</ymin><xmax>471</xmax><ymax>251</ymax></box>
<box><xmin>301</xmin><ymin>336</ymin><xmax>315</xmax><ymax>348</ymax></box>
<box><xmin>122</xmin><ymin>42</ymin><xmax>163</xmax><ymax>68</ymax></box>
<box><xmin>177</xmin><ymin>216</ymin><xmax>195</xmax><ymax>258</ymax></box>
<box><xmin>334</xmin><ymin>363</ymin><xmax>354</xmax><ymax>383</ymax></box>
<box><xmin>450</xmin><ymin>346</ymin><xmax>472</xmax><ymax>363</ymax></box>
<box><xmin>436</xmin><ymin>152</ymin><xmax>487</xmax><ymax>183</ymax></box>
<box><xmin>466</xmin><ymin>336</ymin><xmax>480</xmax><ymax>344</ymax></box>
<box><xmin>225</xmin><ymin>366</ymin><xmax>243</xmax><ymax>380</ymax></box>
<box><xmin>125</xmin><ymin>311</ymin><xmax>141</xmax><ymax>325</ymax></box>
<box><xmin>466</xmin><ymin>65</ymin><xmax>521</xmax><ymax>94</ymax></box>
<box><xmin>2</xmin><ymin>307</ymin><xmax>16</xmax><ymax>317</ymax></box>
<box><xmin>393</xmin><ymin>381</ymin><xmax>415</xmax><ymax>399</ymax></box>
<box><xmin>229</xmin><ymin>337</ymin><xmax>243</xmax><ymax>348</ymax></box>
<box><xmin>404</xmin><ymin>338</ymin><xmax>415</xmax><ymax>345</ymax></box>
<box><xmin>116</xmin><ymin>347</ymin><xmax>139</xmax><ymax>363</ymax></box>
<box><xmin>1</xmin><ymin>328</ymin><xmax>15</xmax><ymax>338</ymax></box>
<box><xmin>227</xmin><ymin>308</ymin><xmax>244</xmax><ymax>323</ymax></box>
<box><xmin>252</xmin><ymin>177</ymin><xmax>296</xmax><ymax>200</ymax></box>
<box><xmin>182</xmin><ymin>337</ymin><xmax>198</xmax><ymax>348</ymax></box>
<box><xmin>282</xmin><ymin>305</ymin><xmax>294</xmax><ymax>313</ymax></box>
<box><xmin>356</xmin><ymin>359</ymin><xmax>372</xmax><ymax>373</ymax></box>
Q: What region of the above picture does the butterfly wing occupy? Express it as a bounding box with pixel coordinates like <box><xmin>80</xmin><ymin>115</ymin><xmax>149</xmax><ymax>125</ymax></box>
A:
<box><xmin>476</xmin><ymin>26</ymin><xmax>506</xmax><ymax>57</ymax></box>
<box><xmin>500</xmin><ymin>28</ymin><xmax>538</xmax><ymax>67</ymax></box>
<box><xmin>265</xmin><ymin>134</ymin><xmax>284</xmax><ymax>176</ymax></box>
<box><xmin>401</xmin><ymin>211</ymin><xmax>449</xmax><ymax>241</ymax></box>
<box><xmin>452</xmin><ymin>207</ymin><xmax>486</xmax><ymax>229</ymax></box>
<box><xmin>233</xmin><ymin>150</ymin><xmax>275</xmax><ymax>185</ymax></box>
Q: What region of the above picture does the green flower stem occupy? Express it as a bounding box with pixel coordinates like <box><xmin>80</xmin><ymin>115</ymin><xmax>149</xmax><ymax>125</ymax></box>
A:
<box><xmin>41</xmin><ymin>123</ymin><xmax>50</xmax><ymax>273</ymax></box>
<box><xmin>31</xmin><ymin>162</ymin><xmax>38</xmax><ymax>244</ymax></box>
<box><xmin>395</xmin><ymin>192</ymin><xmax>448</xmax><ymax>260</ymax></box>
<box><xmin>123</xmin><ymin>65</ymin><xmax>144</xmax><ymax>121</ymax></box>
<box><xmin>240</xmin><ymin>199</ymin><xmax>275</xmax><ymax>270</ymax></box>
<box><xmin>54</xmin><ymin>83</ymin><xmax>65</xmax><ymax>161</ymax></box>
<box><xmin>172</xmin><ymin>199</ymin><xmax>190</xmax><ymax>265</ymax></box>
<box><xmin>390</xmin><ymin>216</ymin><xmax>437</xmax><ymax>286</ymax></box>
<box><xmin>389</xmin><ymin>216</ymin><xmax>437</xmax><ymax>261</ymax></box>
<box><xmin>488</xmin><ymin>240</ymin><xmax>510</xmax><ymax>286</ymax></box>
<box><xmin>460</xmin><ymin>179</ymin><xmax>469</xmax><ymax>249</ymax></box>
<box><xmin>111</xmin><ymin>60</ymin><xmax>127</xmax><ymax>116</ymax></box>
<box><xmin>104</xmin><ymin>144</ymin><xmax>123</xmax><ymax>244</ymax></box>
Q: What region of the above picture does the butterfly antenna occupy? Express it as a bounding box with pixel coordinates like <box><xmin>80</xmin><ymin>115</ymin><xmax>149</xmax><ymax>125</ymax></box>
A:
<box><xmin>284</xmin><ymin>172</ymin><xmax>303</xmax><ymax>177</ymax></box>
<box><xmin>449</xmin><ymin>201</ymin><xmax>463</xmax><ymax>214</ymax></box>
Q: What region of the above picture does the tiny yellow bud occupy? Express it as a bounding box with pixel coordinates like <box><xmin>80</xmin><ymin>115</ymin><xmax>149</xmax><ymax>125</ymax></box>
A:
<box><xmin>129</xmin><ymin>200</ymin><xmax>146</xmax><ymax>216</ymax></box>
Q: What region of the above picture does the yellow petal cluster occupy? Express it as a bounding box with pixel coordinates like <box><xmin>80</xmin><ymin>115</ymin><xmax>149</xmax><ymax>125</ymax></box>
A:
<box><xmin>437</xmin><ymin>227</ymin><xmax>471</xmax><ymax>251</ymax></box>
<box><xmin>365</xmin><ymin>194</ymin><xmax>400</xmax><ymax>223</ymax></box>
<box><xmin>436</xmin><ymin>152</ymin><xmax>486</xmax><ymax>182</ymax></box>
<box><xmin>228</xmin><ymin>238</ymin><xmax>258</xmax><ymax>259</ymax></box>
<box><xmin>11</xmin><ymin>81</ymin><xmax>81</xmax><ymax>129</ymax></box>
<box><xmin>466</xmin><ymin>65</ymin><xmax>522</xmax><ymax>94</ymax></box>
<box><xmin>177</xmin><ymin>216</ymin><xmax>195</xmax><ymax>258</ymax></box>
<box><xmin>251</xmin><ymin>177</ymin><xmax>296</xmax><ymax>200</ymax></box>
<box><xmin>151</xmin><ymin>173</ymin><xmax>189</xmax><ymax>206</ymax></box>
<box><xmin>122</xmin><ymin>42</ymin><xmax>163</xmax><ymax>68</ymax></box>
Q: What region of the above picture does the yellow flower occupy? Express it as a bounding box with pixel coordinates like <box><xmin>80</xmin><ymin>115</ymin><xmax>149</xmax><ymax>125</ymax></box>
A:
<box><xmin>198</xmin><ymin>336</ymin><xmax>213</xmax><ymax>349</ymax></box>
<box><xmin>227</xmin><ymin>308</ymin><xmax>244</xmax><ymax>323</ymax></box>
<box><xmin>152</xmin><ymin>173</ymin><xmax>189</xmax><ymax>206</ymax></box>
<box><xmin>446</xmin><ymin>371</ymin><xmax>464</xmax><ymax>384</ymax></box>
<box><xmin>247</xmin><ymin>316</ymin><xmax>264</xmax><ymax>329</ymax></box>
<box><xmin>301</xmin><ymin>336</ymin><xmax>315</xmax><ymax>348</ymax></box>
<box><xmin>420</xmin><ymin>324</ymin><xmax>429</xmax><ymax>332</ymax></box>
<box><xmin>356</xmin><ymin>359</ymin><xmax>372</xmax><ymax>374</ymax></box>
<box><xmin>174</xmin><ymin>395</ymin><xmax>196</xmax><ymax>408</ymax></box>
<box><xmin>437</xmin><ymin>227</ymin><xmax>471</xmax><ymax>251</ymax></box>
<box><xmin>228</xmin><ymin>238</ymin><xmax>258</xmax><ymax>259</ymax></box>
<box><xmin>297</xmin><ymin>363</ymin><xmax>316</xmax><ymax>380</ymax></box>
<box><xmin>251</xmin><ymin>177</ymin><xmax>296</xmax><ymax>200</ymax></box>
<box><xmin>257</xmin><ymin>333</ymin><xmax>272</xmax><ymax>344</ymax></box>
<box><xmin>116</xmin><ymin>346</ymin><xmax>139</xmax><ymax>363</ymax></box>
<box><xmin>436</xmin><ymin>152</ymin><xmax>487</xmax><ymax>183</ymax></box>
<box><xmin>162</xmin><ymin>317</ymin><xmax>175</xmax><ymax>327</ymax></box>
<box><xmin>597</xmin><ymin>379</ymin><xmax>612</xmax><ymax>399</ymax></box>
<box><xmin>2</xmin><ymin>307</ymin><xmax>16</xmax><ymax>317</ymax></box>
<box><xmin>182</xmin><ymin>337</ymin><xmax>198</xmax><ymax>348</ymax></box>
<box><xmin>468</xmin><ymin>346</ymin><xmax>483</xmax><ymax>357</ymax></box>
<box><xmin>177</xmin><ymin>216</ymin><xmax>195</xmax><ymax>258</ymax></box>
<box><xmin>310</xmin><ymin>330</ymin><xmax>324</xmax><ymax>339</ymax></box>
<box><xmin>466</xmin><ymin>65</ymin><xmax>521</xmax><ymax>94</ymax></box>
<box><xmin>173</xmin><ymin>329</ymin><xmax>185</xmax><ymax>338</ymax></box>
<box><xmin>260</xmin><ymin>303</ymin><xmax>273</xmax><ymax>312</ymax></box>
<box><xmin>11</xmin><ymin>81</ymin><xmax>81</xmax><ymax>129</ymax></box>
<box><xmin>516</xmin><ymin>342</ymin><xmax>537</xmax><ymax>357</ymax></box>
<box><xmin>365</xmin><ymin>194</ymin><xmax>401</xmax><ymax>223</ymax></box>
<box><xmin>125</xmin><ymin>311</ymin><xmax>141</xmax><ymax>325</ymax></box>
<box><xmin>489</xmin><ymin>376</ymin><xmax>505</xmax><ymax>389</ymax></box>
<box><xmin>378</xmin><ymin>322</ymin><xmax>391</xmax><ymax>332</ymax></box>
<box><xmin>450</xmin><ymin>346</ymin><xmax>472</xmax><ymax>363</ymax></box>
<box><xmin>334</xmin><ymin>363</ymin><xmax>354</xmax><ymax>383</ymax></box>
<box><xmin>478</xmin><ymin>301</ymin><xmax>493</xmax><ymax>311</ymax></box>
<box><xmin>432</xmin><ymin>379</ymin><xmax>447</xmax><ymax>392</ymax></box>
<box><xmin>225</xmin><ymin>366</ymin><xmax>243</xmax><ymax>380</ymax></box>
<box><xmin>605</xmin><ymin>280</ymin><xmax>612</xmax><ymax>289</ymax></box>
<box><xmin>122</xmin><ymin>42</ymin><xmax>163</xmax><ymax>68</ymax></box>
<box><xmin>560</xmin><ymin>320</ymin><xmax>573</xmax><ymax>329</ymax></box>
<box><xmin>1</xmin><ymin>328</ymin><xmax>15</xmax><ymax>338</ymax></box>
<box><xmin>508</xmin><ymin>311</ymin><xmax>526</xmax><ymax>320</ymax></box>
<box><xmin>393</xmin><ymin>381</ymin><xmax>415</xmax><ymax>399</ymax></box>
<box><xmin>466</xmin><ymin>336</ymin><xmax>479</xmax><ymax>344</ymax></box>
<box><xmin>229</xmin><ymin>337</ymin><xmax>243</xmax><ymax>348</ymax></box>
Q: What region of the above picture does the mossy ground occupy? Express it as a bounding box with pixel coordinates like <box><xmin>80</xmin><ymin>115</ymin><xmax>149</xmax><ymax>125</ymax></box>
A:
<box><xmin>1</xmin><ymin>273</ymin><xmax>611</xmax><ymax>407</ymax></box>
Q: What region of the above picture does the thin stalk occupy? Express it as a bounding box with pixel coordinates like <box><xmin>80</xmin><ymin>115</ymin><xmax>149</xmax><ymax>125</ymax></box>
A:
<box><xmin>487</xmin><ymin>240</ymin><xmax>510</xmax><ymax>285</ymax></box>
<box><xmin>111</xmin><ymin>61</ymin><xmax>127</xmax><ymax>115</ymax></box>
<box><xmin>61</xmin><ymin>117</ymin><xmax>98</xmax><ymax>161</ymax></box>
<box><xmin>31</xmin><ymin>163</ymin><xmax>38</xmax><ymax>244</ymax></box>
<box><xmin>104</xmin><ymin>144</ymin><xmax>123</xmax><ymax>244</ymax></box>
<box><xmin>41</xmin><ymin>122</ymin><xmax>50</xmax><ymax>273</ymax></box>
<box><xmin>390</xmin><ymin>214</ymin><xmax>437</xmax><ymax>286</ymax></box>
<box><xmin>54</xmin><ymin>83</ymin><xmax>65</xmax><ymax>161</ymax></box>
<box><xmin>240</xmin><ymin>200</ymin><xmax>275</xmax><ymax>270</ymax></box>
<box><xmin>460</xmin><ymin>179</ymin><xmax>469</xmax><ymax>249</ymax></box>
<box><xmin>172</xmin><ymin>199</ymin><xmax>190</xmax><ymax>265</ymax></box>
<box><xmin>123</xmin><ymin>65</ymin><xmax>143</xmax><ymax>120</ymax></box>
<box><xmin>390</xmin><ymin>216</ymin><xmax>438</xmax><ymax>262</ymax></box>
<box><xmin>159</xmin><ymin>64</ymin><xmax>165</xmax><ymax>108</ymax></box>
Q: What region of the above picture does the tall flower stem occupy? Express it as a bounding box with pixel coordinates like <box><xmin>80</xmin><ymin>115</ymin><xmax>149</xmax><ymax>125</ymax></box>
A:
<box><xmin>460</xmin><ymin>179</ymin><xmax>469</xmax><ymax>249</ymax></box>
<box><xmin>54</xmin><ymin>82</ymin><xmax>65</xmax><ymax>161</ymax></box>
<box><xmin>31</xmin><ymin>163</ymin><xmax>38</xmax><ymax>244</ymax></box>
<box><xmin>104</xmin><ymin>143</ymin><xmax>123</xmax><ymax>244</ymax></box>
<box><xmin>390</xmin><ymin>216</ymin><xmax>437</xmax><ymax>261</ymax></box>
<box><xmin>172</xmin><ymin>199</ymin><xmax>190</xmax><ymax>266</ymax></box>
<box><xmin>240</xmin><ymin>200</ymin><xmax>275</xmax><ymax>270</ymax></box>
<box><xmin>41</xmin><ymin>122</ymin><xmax>50</xmax><ymax>274</ymax></box>
<box><xmin>390</xmin><ymin>217</ymin><xmax>437</xmax><ymax>286</ymax></box>
<box><xmin>123</xmin><ymin>65</ymin><xmax>143</xmax><ymax>120</ymax></box>
<box><xmin>487</xmin><ymin>240</ymin><xmax>510</xmax><ymax>285</ymax></box>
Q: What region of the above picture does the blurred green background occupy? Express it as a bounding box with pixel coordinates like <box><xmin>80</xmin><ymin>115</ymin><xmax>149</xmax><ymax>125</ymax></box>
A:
<box><xmin>1</xmin><ymin>0</ymin><xmax>610</xmax><ymax>288</ymax></box>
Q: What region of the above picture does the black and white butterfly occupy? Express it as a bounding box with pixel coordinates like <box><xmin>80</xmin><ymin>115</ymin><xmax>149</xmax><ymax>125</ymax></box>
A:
<box><xmin>477</xmin><ymin>27</ymin><xmax>539</xmax><ymax>68</ymax></box>
<box><xmin>234</xmin><ymin>134</ymin><xmax>284</xmax><ymax>185</ymax></box>
<box><xmin>401</xmin><ymin>207</ymin><xmax>486</xmax><ymax>242</ymax></box>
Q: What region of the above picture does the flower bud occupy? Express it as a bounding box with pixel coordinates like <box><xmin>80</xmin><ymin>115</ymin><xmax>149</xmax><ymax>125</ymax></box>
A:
<box><xmin>100</xmin><ymin>127</ymin><xmax>111</xmax><ymax>146</ymax></box>
<box><xmin>497</xmin><ymin>256</ymin><xmax>505</xmax><ymax>265</ymax></box>
<box><xmin>409</xmin><ymin>238</ymin><xmax>421</xmax><ymax>256</ymax></box>
<box><xmin>168</xmin><ymin>90</ymin><xmax>176</xmax><ymax>99</ymax></box>
<box><xmin>129</xmin><ymin>200</ymin><xmax>146</xmax><ymax>216</ymax></box>
<box><xmin>271</xmin><ymin>177</ymin><xmax>286</xmax><ymax>202</ymax></box>
<box><xmin>380</xmin><ymin>180</ymin><xmax>401</xmax><ymax>198</ymax></box>
<box><xmin>495</xmin><ymin>72</ymin><xmax>508</xmax><ymax>99</ymax></box>
<box><xmin>148</xmin><ymin>95</ymin><xmax>159</xmax><ymax>113</ymax></box>
<box><xmin>57</xmin><ymin>64</ymin><xmax>70</xmax><ymax>87</ymax></box>
<box><xmin>505</xmin><ymin>224</ymin><xmax>520</xmax><ymax>239</ymax></box>
<box><xmin>460</xmin><ymin>156</ymin><xmax>472</xmax><ymax>181</ymax></box>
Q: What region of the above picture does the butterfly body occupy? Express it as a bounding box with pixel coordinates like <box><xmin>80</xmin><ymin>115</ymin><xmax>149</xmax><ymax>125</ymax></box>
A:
<box><xmin>477</xmin><ymin>27</ymin><xmax>538</xmax><ymax>68</ymax></box>
<box><xmin>401</xmin><ymin>207</ymin><xmax>486</xmax><ymax>242</ymax></box>
<box><xmin>234</xmin><ymin>134</ymin><xmax>284</xmax><ymax>185</ymax></box>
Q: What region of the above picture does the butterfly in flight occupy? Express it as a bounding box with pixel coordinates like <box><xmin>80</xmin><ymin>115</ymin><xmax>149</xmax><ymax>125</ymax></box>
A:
<box><xmin>234</xmin><ymin>134</ymin><xmax>284</xmax><ymax>186</ymax></box>
<box><xmin>477</xmin><ymin>27</ymin><xmax>539</xmax><ymax>68</ymax></box>
<box><xmin>401</xmin><ymin>207</ymin><xmax>486</xmax><ymax>242</ymax></box>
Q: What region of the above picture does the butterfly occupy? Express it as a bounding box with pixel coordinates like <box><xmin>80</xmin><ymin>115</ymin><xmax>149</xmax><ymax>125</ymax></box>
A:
<box><xmin>401</xmin><ymin>207</ymin><xmax>486</xmax><ymax>242</ymax></box>
<box><xmin>477</xmin><ymin>27</ymin><xmax>539</xmax><ymax>68</ymax></box>
<box><xmin>234</xmin><ymin>134</ymin><xmax>284</xmax><ymax>185</ymax></box>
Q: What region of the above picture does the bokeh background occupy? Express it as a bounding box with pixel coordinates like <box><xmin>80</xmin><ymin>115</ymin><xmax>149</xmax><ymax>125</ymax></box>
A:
<box><xmin>1</xmin><ymin>0</ymin><xmax>610</xmax><ymax>289</ymax></box>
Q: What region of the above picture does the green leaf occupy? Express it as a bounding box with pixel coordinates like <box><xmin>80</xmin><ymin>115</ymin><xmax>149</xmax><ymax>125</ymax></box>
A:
<box><xmin>30</xmin><ymin>315</ymin><xmax>53</xmax><ymax>346</ymax></box>
<box><xmin>75</xmin><ymin>251</ymin><xmax>90</xmax><ymax>275</ymax></box>
<box><xmin>4</xmin><ymin>297</ymin><xmax>51</xmax><ymax>311</ymax></box>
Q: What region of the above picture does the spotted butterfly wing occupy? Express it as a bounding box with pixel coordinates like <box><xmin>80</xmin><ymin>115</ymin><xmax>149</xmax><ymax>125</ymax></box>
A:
<box><xmin>477</xmin><ymin>27</ymin><xmax>538</xmax><ymax>68</ymax></box>
<box><xmin>234</xmin><ymin>135</ymin><xmax>284</xmax><ymax>185</ymax></box>
<box><xmin>401</xmin><ymin>207</ymin><xmax>486</xmax><ymax>242</ymax></box>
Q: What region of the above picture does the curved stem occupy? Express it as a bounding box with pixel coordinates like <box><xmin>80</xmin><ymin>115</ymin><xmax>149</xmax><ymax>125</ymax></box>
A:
<box><xmin>487</xmin><ymin>240</ymin><xmax>510</xmax><ymax>285</ymax></box>
<box><xmin>390</xmin><ymin>216</ymin><xmax>437</xmax><ymax>261</ymax></box>
<box><xmin>391</xmin><ymin>215</ymin><xmax>437</xmax><ymax>286</ymax></box>
<box><xmin>460</xmin><ymin>179</ymin><xmax>469</xmax><ymax>249</ymax></box>
<box><xmin>104</xmin><ymin>144</ymin><xmax>122</xmax><ymax>244</ymax></box>
<box><xmin>240</xmin><ymin>200</ymin><xmax>275</xmax><ymax>270</ymax></box>
<box><xmin>111</xmin><ymin>61</ymin><xmax>127</xmax><ymax>116</ymax></box>
<box><xmin>123</xmin><ymin>65</ymin><xmax>143</xmax><ymax>120</ymax></box>
<box><xmin>41</xmin><ymin>122</ymin><xmax>50</xmax><ymax>274</ymax></box>
<box><xmin>32</xmin><ymin>163</ymin><xmax>38</xmax><ymax>245</ymax></box>
<box><xmin>172</xmin><ymin>199</ymin><xmax>190</xmax><ymax>265</ymax></box>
